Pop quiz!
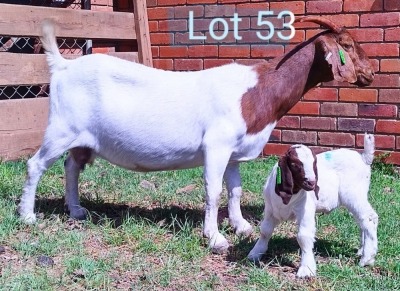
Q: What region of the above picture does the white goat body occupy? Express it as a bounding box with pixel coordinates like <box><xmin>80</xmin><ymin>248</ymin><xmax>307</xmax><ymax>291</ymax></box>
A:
<box><xmin>248</xmin><ymin>134</ymin><xmax>378</xmax><ymax>277</ymax></box>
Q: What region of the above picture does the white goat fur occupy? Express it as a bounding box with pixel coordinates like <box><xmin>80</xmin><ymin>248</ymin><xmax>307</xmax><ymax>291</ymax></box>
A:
<box><xmin>248</xmin><ymin>134</ymin><xmax>378</xmax><ymax>278</ymax></box>
<box><xmin>18</xmin><ymin>21</ymin><xmax>279</xmax><ymax>252</ymax></box>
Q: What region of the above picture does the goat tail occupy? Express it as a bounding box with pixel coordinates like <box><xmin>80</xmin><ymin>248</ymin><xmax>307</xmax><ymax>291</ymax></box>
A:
<box><xmin>362</xmin><ymin>133</ymin><xmax>375</xmax><ymax>165</ymax></box>
<box><xmin>40</xmin><ymin>19</ymin><xmax>68</xmax><ymax>73</ymax></box>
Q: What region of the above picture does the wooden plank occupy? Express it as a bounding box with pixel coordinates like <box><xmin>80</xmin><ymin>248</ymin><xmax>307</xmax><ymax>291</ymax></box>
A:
<box><xmin>0</xmin><ymin>98</ymin><xmax>49</xmax><ymax>132</ymax></box>
<box><xmin>0</xmin><ymin>130</ymin><xmax>45</xmax><ymax>161</ymax></box>
<box><xmin>0</xmin><ymin>52</ymin><xmax>139</xmax><ymax>86</ymax></box>
<box><xmin>0</xmin><ymin>98</ymin><xmax>48</xmax><ymax>160</ymax></box>
<box><xmin>0</xmin><ymin>3</ymin><xmax>136</xmax><ymax>40</ymax></box>
<box><xmin>133</xmin><ymin>0</ymin><xmax>153</xmax><ymax>67</ymax></box>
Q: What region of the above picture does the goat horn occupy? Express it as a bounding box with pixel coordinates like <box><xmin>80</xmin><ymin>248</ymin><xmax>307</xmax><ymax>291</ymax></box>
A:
<box><xmin>295</xmin><ymin>16</ymin><xmax>342</xmax><ymax>33</ymax></box>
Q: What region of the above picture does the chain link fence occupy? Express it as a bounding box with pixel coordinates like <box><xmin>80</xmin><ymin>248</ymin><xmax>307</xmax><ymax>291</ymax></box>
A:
<box><xmin>0</xmin><ymin>0</ymin><xmax>89</xmax><ymax>100</ymax></box>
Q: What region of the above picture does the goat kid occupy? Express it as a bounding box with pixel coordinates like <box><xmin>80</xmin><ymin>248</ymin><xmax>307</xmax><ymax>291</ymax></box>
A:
<box><xmin>248</xmin><ymin>134</ymin><xmax>378</xmax><ymax>277</ymax></box>
<box><xmin>18</xmin><ymin>17</ymin><xmax>374</xmax><ymax>254</ymax></box>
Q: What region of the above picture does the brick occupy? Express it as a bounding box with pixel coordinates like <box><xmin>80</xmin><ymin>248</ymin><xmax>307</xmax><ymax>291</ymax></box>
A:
<box><xmin>371</xmin><ymin>74</ymin><xmax>400</xmax><ymax>87</ymax></box>
<box><xmin>262</xmin><ymin>143</ymin><xmax>291</xmax><ymax>156</ymax></box>
<box><xmin>306</xmin><ymin>0</ymin><xmax>343</xmax><ymax>14</ymax></box>
<box><xmin>153</xmin><ymin>59</ymin><xmax>174</xmax><ymax>70</ymax></box>
<box><xmin>157</xmin><ymin>0</ymin><xmax>185</xmax><ymax>6</ymax></box>
<box><xmin>339</xmin><ymin>88</ymin><xmax>378</xmax><ymax>102</ymax></box>
<box><xmin>148</xmin><ymin>21</ymin><xmax>159</xmax><ymax>33</ymax></box>
<box><xmin>204</xmin><ymin>31</ymin><xmax>236</xmax><ymax>44</ymax></box>
<box><xmin>219</xmin><ymin>45</ymin><xmax>250</xmax><ymax>57</ymax></box>
<box><xmin>379</xmin><ymin>89</ymin><xmax>400</xmax><ymax>103</ymax></box>
<box><xmin>359</xmin><ymin>104</ymin><xmax>398</xmax><ymax>117</ymax></box>
<box><xmin>240</xmin><ymin>31</ymin><xmax>267</xmax><ymax>44</ymax></box>
<box><xmin>356</xmin><ymin>134</ymin><xmax>395</xmax><ymax>149</ymax></box>
<box><xmin>236</xmin><ymin>2</ymin><xmax>269</xmax><ymax>16</ymax></box>
<box><xmin>385</xmin><ymin>0</ymin><xmax>400</xmax><ymax>11</ymax></box>
<box><xmin>306</xmin><ymin>29</ymin><xmax>325</xmax><ymax>39</ymax></box>
<box><xmin>301</xmin><ymin>117</ymin><xmax>337</xmax><ymax>130</ymax></box>
<box><xmin>346</xmin><ymin>28</ymin><xmax>384</xmax><ymax>42</ymax></box>
<box><xmin>187</xmin><ymin>0</ymin><xmax>216</xmax><ymax>3</ymax></box>
<box><xmin>321</xmin><ymin>103</ymin><xmax>357</xmax><ymax>117</ymax></box>
<box><xmin>324</xmin><ymin>14</ymin><xmax>359</xmax><ymax>28</ymax></box>
<box><xmin>376</xmin><ymin>120</ymin><xmax>400</xmax><ymax>134</ymax></box>
<box><xmin>319</xmin><ymin>132</ymin><xmax>355</xmax><ymax>147</ymax></box>
<box><xmin>360</xmin><ymin>43</ymin><xmax>399</xmax><ymax>57</ymax></box>
<box><xmin>270</xmin><ymin>129</ymin><xmax>281</xmax><ymax>142</ymax></box>
<box><xmin>151</xmin><ymin>46</ymin><xmax>159</xmax><ymax>57</ymax></box>
<box><xmin>150</xmin><ymin>33</ymin><xmax>174</xmax><ymax>45</ymax></box>
<box><xmin>174</xmin><ymin>59</ymin><xmax>203</xmax><ymax>71</ymax></box>
<box><xmin>236</xmin><ymin>59</ymin><xmax>262</xmax><ymax>65</ymax></box>
<box><xmin>282</xmin><ymin>130</ymin><xmax>317</xmax><ymax>145</ymax></box>
<box><xmin>381</xmin><ymin>59</ymin><xmax>400</xmax><ymax>72</ymax></box>
<box><xmin>251</xmin><ymin>45</ymin><xmax>284</xmax><ymax>58</ymax></box>
<box><xmin>304</xmin><ymin>88</ymin><xmax>338</xmax><ymax>102</ymax></box>
<box><xmin>360</xmin><ymin>12</ymin><xmax>400</xmax><ymax>27</ymax></box>
<box><xmin>158</xmin><ymin>20</ymin><xmax>188</xmax><ymax>32</ymax></box>
<box><xmin>147</xmin><ymin>7</ymin><xmax>173</xmax><ymax>20</ymax></box>
<box><xmin>204</xmin><ymin>5</ymin><xmax>235</xmax><ymax>17</ymax></box>
<box><xmin>381</xmin><ymin>152</ymin><xmax>400</xmax><ymax>165</ymax></box>
<box><xmin>338</xmin><ymin>118</ymin><xmax>375</xmax><ymax>132</ymax></box>
<box><xmin>175</xmin><ymin>6</ymin><xmax>204</xmax><ymax>18</ymax></box>
<box><xmin>188</xmin><ymin>45</ymin><xmax>219</xmax><ymax>57</ymax></box>
<box><xmin>277</xmin><ymin>116</ymin><xmax>300</xmax><ymax>128</ymax></box>
<box><xmin>385</xmin><ymin>27</ymin><xmax>400</xmax><ymax>41</ymax></box>
<box><xmin>159</xmin><ymin>46</ymin><xmax>188</xmax><ymax>58</ymax></box>
<box><xmin>218</xmin><ymin>0</ymin><xmax>246</xmax><ymax>3</ymax></box>
<box><xmin>175</xmin><ymin>32</ymin><xmax>205</xmax><ymax>45</ymax></box>
<box><xmin>343</xmin><ymin>0</ymin><xmax>383</xmax><ymax>12</ymax></box>
<box><xmin>288</xmin><ymin>102</ymin><xmax>320</xmax><ymax>115</ymax></box>
<box><xmin>270</xmin><ymin>1</ymin><xmax>305</xmax><ymax>15</ymax></box>
<box><xmin>204</xmin><ymin>59</ymin><xmax>233</xmax><ymax>68</ymax></box>
<box><xmin>398</xmin><ymin>137</ymin><xmax>400</xmax><ymax>150</ymax></box>
<box><xmin>146</xmin><ymin>0</ymin><xmax>157</xmax><ymax>7</ymax></box>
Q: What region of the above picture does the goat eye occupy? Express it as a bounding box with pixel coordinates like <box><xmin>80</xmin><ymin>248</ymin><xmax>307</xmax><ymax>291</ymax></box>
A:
<box><xmin>342</xmin><ymin>44</ymin><xmax>353</xmax><ymax>51</ymax></box>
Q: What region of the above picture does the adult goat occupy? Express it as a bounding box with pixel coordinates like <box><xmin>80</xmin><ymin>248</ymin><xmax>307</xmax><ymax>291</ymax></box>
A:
<box><xmin>19</xmin><ymin>17</ymin><xmax>375</xmax><ymax>253</ymax></box>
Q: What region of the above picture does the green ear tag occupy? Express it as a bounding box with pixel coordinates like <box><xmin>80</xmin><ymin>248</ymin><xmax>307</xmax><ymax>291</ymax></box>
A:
<box><xmin>339</xmin><ymin>50</ymin><xmax>346</xmax><ymax>65</ymax></box>
<box><xmin>276</xmin><ymin>166</ymin><xmax>282</xmax><ymax>185</ymax></box>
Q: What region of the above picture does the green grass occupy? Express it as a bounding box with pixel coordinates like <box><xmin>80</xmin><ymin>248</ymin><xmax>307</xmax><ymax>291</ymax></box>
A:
<box><xmin>0</xmin><ymin>155</ymin><xmax>399</xmax><ymax>290</ymax></box>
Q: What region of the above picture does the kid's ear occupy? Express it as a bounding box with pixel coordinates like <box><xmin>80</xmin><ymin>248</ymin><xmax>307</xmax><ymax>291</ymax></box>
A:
<box><xmin>317</xmin><ymin>36</ymin><xmax>357</xmax><ymax>83</ymax></box>
<box><xmin>275</xmin><ymin>156</ymin><xmax>294</xmax><ymax>205</ymax></box>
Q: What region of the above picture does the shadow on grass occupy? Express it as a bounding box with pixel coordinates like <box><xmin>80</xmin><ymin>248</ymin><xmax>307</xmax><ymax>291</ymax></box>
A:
<box><xmin>34</xmin><ymin>197</ymin><xmax>356</xmax><ymax>265</ymax></box>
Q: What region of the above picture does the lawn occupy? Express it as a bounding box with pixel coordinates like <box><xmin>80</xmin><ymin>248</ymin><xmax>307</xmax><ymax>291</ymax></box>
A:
<box><xmin>0</xmin><ymin>154</ymin><xmax>399</xmax><ymax>290</ymax></box>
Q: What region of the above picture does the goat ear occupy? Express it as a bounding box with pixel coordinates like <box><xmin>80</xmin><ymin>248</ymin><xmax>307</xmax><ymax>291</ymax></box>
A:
<box><xmin>275</xmin><ymin>156</ymin><xmax>294</xmax><ymax>204</ymax></box>
<box><xmin>313</xmin><ymin>153</ymin><xmax>319</xmax><ymax>200</ymax></box>
<box><xmin>317</xmin><ymin>36</ymin><xmax>357</xmax><ymax>83</ymax></box>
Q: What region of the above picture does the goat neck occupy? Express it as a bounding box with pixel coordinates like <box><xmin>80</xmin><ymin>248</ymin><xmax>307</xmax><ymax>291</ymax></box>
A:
<box><xmin>241</xmin><ymin>34</ymin><xmax>331</xmax><ymax>135</ymax></box>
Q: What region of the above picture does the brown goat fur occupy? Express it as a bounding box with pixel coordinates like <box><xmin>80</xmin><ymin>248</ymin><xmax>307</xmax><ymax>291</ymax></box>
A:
<box><xmin>241</xmin><ymin>17</ymin><xmax>374</xmax><ymax>134</ymax></box>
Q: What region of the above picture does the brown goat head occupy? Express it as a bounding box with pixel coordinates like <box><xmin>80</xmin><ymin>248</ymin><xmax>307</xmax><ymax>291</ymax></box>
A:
<box><xmin>296</xmin><ymin>16</ymin><xmax>375</xmax><ymax>86</ymax></box>
<box><xmin>275</xmin><ymin>145</ymin><xmax>319</xmax><ymax>205</ymax></box>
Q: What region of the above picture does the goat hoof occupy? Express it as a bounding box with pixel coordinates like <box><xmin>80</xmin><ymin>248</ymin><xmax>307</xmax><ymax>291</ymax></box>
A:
<box><xmin>235</xmin><ymin>220</ymin><xmax>253</xmax><ymax>237</ymax></box>
<box><xmin>68</xmin><ymin>207</ymin><xmax>87</xmax><ymax>220</ymax></box>
<box><xmin>247</xmin><ymin>252</ymin><xmax>262</xmax><ymax>263</ymax></box>
<box><xmin>209</xmin><ymin>234</ymin><xmax>229</xmax><ymax>254</ymax></box>
<box><xmin>19</xmin><ymin>212</ymin><xmax>37</xmax><ymax>224</ymax></box>
<box><xmin>359</xmin><ymin>257</ymin><xmax>375</xmax><ymax>267</ymax></box>
<box><xmin>296</xmin><ymin>265</ymin><xmax>316</xmax><ymax>278</ymax></box>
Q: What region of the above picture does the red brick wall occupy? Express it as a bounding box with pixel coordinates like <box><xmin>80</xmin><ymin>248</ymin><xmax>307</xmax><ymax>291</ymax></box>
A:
<box><xmin>96</xmin><ymin>0</ymin><xmax>400</xmax><ymax>164</ymax></box>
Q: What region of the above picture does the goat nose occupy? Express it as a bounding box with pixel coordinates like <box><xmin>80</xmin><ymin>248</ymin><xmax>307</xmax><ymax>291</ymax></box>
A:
<box><xmin>304</xmin><ymin>180</ymin><xmax>316</xmax><ymax>189</ymax></box>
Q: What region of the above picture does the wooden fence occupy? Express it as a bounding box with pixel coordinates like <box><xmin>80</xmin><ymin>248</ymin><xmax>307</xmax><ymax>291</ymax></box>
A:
<box><xmin>0</xmin><ymin>2</ymin><xmax>152</xmax><ymax>160</ymax></box>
